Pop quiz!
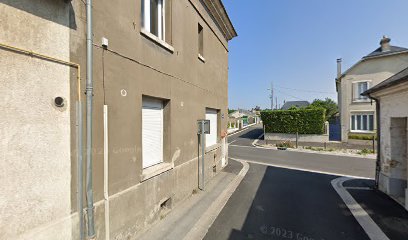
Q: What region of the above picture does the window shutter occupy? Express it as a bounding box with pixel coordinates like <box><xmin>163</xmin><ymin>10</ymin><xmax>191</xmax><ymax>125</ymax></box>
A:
<box><xmin>352</xmin><ymin>82</ymin><xmax>357</xmax><ymax>101</ymax></box>
<box><xmin>142</xmin><ymin>98</ymin><xmax>164</xmax><ymax>169</ymax></box>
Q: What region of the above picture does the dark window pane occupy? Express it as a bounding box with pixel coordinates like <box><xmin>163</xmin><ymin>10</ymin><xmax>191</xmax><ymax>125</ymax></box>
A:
<box><xmin>198</xmin><ymin>24</ymin><xmax>203</xmax><ymax>56</ymax></box>
<box><xmin>369</xmin><ymin>115</ymin><xmax>374</xmax><ymax>131</ymax></box>
<box><xmin>351</xmin><ymin>115</ymin><xmax>356</xmax><ymax>130</ymax></box>
<box><xmin>357</xmin><ymin>115</ymin><xmax>362</xmax><ymax>130</ymax></box>
<box><xmin>362</xmin><ymin>115</ymin><xmax>368</xmax><ymax>130</ymax></box>
<box><xmin>150</xmin><ymin>0</ymin><xmax>158</xmax><ymax>36</ymax></box>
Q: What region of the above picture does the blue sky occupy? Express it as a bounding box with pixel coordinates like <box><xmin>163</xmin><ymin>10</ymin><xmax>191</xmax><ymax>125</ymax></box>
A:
<box><xmin>223</xmin><ymin>0</ymin><xmax>408</xmax><ymax>110</ymax></box>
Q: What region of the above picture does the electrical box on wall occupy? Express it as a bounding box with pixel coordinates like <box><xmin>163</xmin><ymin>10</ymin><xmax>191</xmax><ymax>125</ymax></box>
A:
<box><xmin>102</xmin><ymin>37</ymin><xmax>109</xmax><ymax>49</ymax></box>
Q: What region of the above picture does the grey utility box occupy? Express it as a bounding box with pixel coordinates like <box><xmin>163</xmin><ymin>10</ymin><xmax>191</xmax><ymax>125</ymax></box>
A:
<box><xmin>197</xmin><ymin>119</ymin><xmax>210</xmax><ymax>134</ymax></box>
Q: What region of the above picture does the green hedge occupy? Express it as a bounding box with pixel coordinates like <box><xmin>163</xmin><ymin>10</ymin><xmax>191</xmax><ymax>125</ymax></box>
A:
<box><xmin>348</xmin><ymin>134</ymin><xmax>377</xmax><ymax>140</ymax></box>
<box><xmin>260</xmin><ymin>108</ymin><xmax>325</xmax><ymax>134</ymax></box>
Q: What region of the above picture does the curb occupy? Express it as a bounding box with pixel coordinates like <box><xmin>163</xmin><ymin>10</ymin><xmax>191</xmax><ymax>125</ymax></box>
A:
<box><xmin>183</xmin><ymin>159</ymin><xmax>250</xmax><ymax>240</ymax></box>
<box><xmin>252</xmin><ymin>141</ymin><xmax>376</xmax><ymax>159</ymax></box>
<box><xmin>331</xmin><ymin>177</ymin><xmax>389</xmax><ymax>240</ymax></box>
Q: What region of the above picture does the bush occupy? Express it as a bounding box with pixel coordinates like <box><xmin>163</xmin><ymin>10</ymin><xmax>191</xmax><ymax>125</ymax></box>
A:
<box><xmin>349</xmin><ymin>134</ymin><xmax>377</xmax><ymax>140</ymax></box>
<box><xmin>358</xmin><ymin>149</ymin><xmax>375</xmax><ymax>155</ymax></box>
<box><xmin>276</xmin><ymin>141</ymin><xmax>294</xmax><ymax>148</ymax></box>
<box><xmin>260</xmin><ymin>108</ymin><xmax>325</xmax><ymax>134</ymax></box>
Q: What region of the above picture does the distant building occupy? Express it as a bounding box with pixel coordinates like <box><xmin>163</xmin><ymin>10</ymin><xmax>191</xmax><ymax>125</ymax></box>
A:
<box><xmin>336</xmin><ymin>36</ymin><xmax>408</xmax><ymax>142</ymax></box>
<box><xmin>363</xmin><ymin>67</ymin><xmax>408</xmax><ymax>210</ymax></box>
<box><xmin>281</xmin><ymin>101</ymin><xmax>310</xmax><ymax>110</ymax></box>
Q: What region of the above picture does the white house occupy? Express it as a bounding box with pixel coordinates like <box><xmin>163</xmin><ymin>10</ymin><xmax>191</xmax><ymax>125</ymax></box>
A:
<box><xmin>336</xmin><ymin>36</ymin><xmax>408</xmax><ymax>142</ymax></box>
<box><xmin>363</xmin><ymin>67</ymin><xmax>408</xmax><ymax>210</ymax></box>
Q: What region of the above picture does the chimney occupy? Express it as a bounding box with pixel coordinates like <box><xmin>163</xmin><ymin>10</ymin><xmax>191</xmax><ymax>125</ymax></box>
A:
<box><xmin>336</xmin><ymin>58</ymin><xmax>342</xmax><ymax>79</ymax></box>
<box><xmin>380</xmin><ymin>35</ymin><xmax>391</xmax><ymax>52</ymax></box>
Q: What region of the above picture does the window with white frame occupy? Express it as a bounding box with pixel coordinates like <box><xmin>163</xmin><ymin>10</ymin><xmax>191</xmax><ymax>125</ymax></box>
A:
<box><xmin>142</xmin><ymin>0</ymin><xmax>166</xmax><ymax>40</ymax></box>
<box><xmin>351</xmin><ymin>113</ymin><xmax>374</xmax><ymax>132</ymax></box>
<box><xmin>352</xmin><ymin>81</ymin><xmax>370</xmax><ymax>102</ymax></box>
<box><xmin>205</xmin><ymin>108</ymin><xmax>218</xmax><ymax>147</ymax></box>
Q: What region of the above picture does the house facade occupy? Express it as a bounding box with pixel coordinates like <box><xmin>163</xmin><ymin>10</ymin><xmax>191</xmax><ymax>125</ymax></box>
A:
<box><xmin>363</xmin><ymin>67</ymin><xmax>408</xmax><ymax>210</ymax></box>
<box><xmin>0</xmin><ymin>0</ymin><xmax>236</xmax><ymax>239</ymax></box>
<box><xmin>336</xmin><ymin>36</ymin><xmax>408</xmax><ymax>142</ymax></box>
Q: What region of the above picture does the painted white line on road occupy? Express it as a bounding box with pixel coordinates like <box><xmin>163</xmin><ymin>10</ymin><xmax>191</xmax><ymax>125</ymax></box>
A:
<box><xmin>344</xmin><ymin>187</ymin><xmax>373</xmax><ymax>190</ymax></box>
<box><xmin>228</xmin><ymin>139</ymin><xmax>238</xmax><ymax>145</ymax></box>
<box><xmin>251</xmin><ymin>133</ymin><xmax>264</xmax><ymax>147</ymax></box>
<box><xmin>229</xmin><ymin>157</ymin><xmax>374</xmax><ymax>180</ymax></box>
<box><xmin>332</xmin><ymin>177</ymin><xmax>389</xmax><ymax>240</ymax></box>
<box><xmin>183</xmin><ymin>160</ymin><xmax>250</xmax><ymax>240</ymax></box>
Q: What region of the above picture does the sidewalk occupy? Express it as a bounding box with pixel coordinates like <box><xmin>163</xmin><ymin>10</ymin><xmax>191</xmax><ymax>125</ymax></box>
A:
<box><xmin>343</xmin><ymin>179</ymin><xmax>408</xmax><ymax>239</ymax></box>
<box><xmin>135</xmin><ymin>159</ymin><xmax>245</xmax><ymax>240</ymax></box>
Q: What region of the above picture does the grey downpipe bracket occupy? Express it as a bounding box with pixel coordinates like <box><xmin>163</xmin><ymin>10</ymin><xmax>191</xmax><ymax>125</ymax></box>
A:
<box><xmin>86</xmin><ymin>0</ymin><xmax>96</xmax><ymax>238</ymax></box>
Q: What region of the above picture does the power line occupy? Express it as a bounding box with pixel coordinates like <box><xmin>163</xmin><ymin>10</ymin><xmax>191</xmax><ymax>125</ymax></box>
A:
<box><xmin>275</xmin><ymin>89</ymin><xmax>307</xmax><ymax>101</ymax></box>
<box><xmin>274</xmin><ymin>85</ymin><xmax>336</xmax><ymax>94</ymax></box>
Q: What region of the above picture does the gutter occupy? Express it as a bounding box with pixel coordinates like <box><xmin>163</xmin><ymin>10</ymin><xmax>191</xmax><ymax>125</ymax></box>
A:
<box><xmin>86</xmin><ymin>0</ymin><xmax>96</xmax><ymax>238</ymax></box>
<box><xmin>366</xmin><ymin>95</ymin><xmax>381</xmax><ymax>189</ymax></box>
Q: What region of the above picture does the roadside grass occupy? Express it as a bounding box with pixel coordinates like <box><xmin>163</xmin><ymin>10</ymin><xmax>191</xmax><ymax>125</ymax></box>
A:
<box><xmin>357</xmin><ymin>148</ymin><xmax>375</xmax><ymax>155</ymax></box>
<box><xmin>276</xmin><ymin>141</ymin><xmax>295</xmax><ymax>149</ymax></box>
<box><xmin>303</xmin><ymin>146</ymin><xmax>335</xmax><ymax>152</ymax></box>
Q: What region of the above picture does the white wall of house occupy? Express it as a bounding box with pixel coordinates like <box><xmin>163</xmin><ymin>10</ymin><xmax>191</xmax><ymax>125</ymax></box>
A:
<box><xmin>339</xmin><ymin>54</ymin><xmax>408</xmax><ymax>142</ymax></box>
<box><xmin>0</xmin><ymin>2</ymin><xmax>73</xmax><ymax>239</ymax></box>
<box><xmin>374</xmin><ymin>82</ymin><xmax>408</xmax><ymax>209</ymax></box>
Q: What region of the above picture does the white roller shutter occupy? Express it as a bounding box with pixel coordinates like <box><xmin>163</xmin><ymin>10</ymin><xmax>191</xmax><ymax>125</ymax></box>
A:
<box><xmin>205</xmin><ymin>109</ymin><xmax>218</xmax><ymax>147</ymax></box>
<box><xmin>142</xmin><ymin>98</ymin><xmax>164</xmax><ymax>168</ymax></box>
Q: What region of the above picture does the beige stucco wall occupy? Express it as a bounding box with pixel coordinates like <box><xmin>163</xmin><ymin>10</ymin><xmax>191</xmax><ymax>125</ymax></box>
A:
<box><xmin>0</xmin><ymin>1</ymin><xmax>74</xmax><ymax>239</ymax></box>
<box><xmin>339</xmin><ymin>54</ymin><xmax>408</xmax><ymax>141</ymax></box>
<box><xmin>373</xmin><ymin>83</ymin><xmax>408</xmax><ymax>209</ymax></box>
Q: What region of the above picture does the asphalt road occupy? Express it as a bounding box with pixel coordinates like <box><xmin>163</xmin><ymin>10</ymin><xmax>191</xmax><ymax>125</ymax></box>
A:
<box><xmin>204</xmin><ymin>125</ymin><xmax>377</xmax><ymax>240</ymax></box>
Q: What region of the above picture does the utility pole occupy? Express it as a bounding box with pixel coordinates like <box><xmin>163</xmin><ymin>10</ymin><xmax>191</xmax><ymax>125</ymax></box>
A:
<box><xmin>267</xmin><ymin>82</ymin><xmax>274</xmax><ymax>110</ymax></box>
<box><xmin>275</xmin><ymin>96</ymin><xmax>278</xmax><ymax>110</ymax></box>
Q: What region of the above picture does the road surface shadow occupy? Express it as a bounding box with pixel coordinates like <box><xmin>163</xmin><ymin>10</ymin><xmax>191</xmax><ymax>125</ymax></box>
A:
<box><xmin>205</xmin><ymin>164</ymin><xmax>370</xmax><ymax>240</ymax></box>
<box><xmin>237</xmin><ymin>128</ymin><xmax>264</xmax><ymax>140</ymax></box>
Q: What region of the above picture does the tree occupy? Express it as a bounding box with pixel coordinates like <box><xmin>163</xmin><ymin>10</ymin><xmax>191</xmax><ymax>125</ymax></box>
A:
<box><xmin>308</xmin><ymin>98</ymin><xmax>338</xmax><ymax>121</ymax></box>
<box><xmin>228</xmin><ymin>109</ymin><xmax>236</xmax><ymax>114</ymax></box>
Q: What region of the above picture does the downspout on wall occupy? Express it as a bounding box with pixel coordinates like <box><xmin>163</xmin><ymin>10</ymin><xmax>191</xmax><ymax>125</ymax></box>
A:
<box><xmin>86</xmin><ymin>0</ymin><xmax>96</xmax><ymax>238</ymax></box>
<box><xmin>368</xmin><ymin>96</ymin><xmax>381</xmax><ymax>189</ymax></box>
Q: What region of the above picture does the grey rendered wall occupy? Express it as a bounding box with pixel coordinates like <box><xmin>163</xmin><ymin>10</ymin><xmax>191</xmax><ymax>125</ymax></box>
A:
<box><xmin>70</xmin><ymin>0</ymin><xmax>231</xmax><ymax>238</ymax></box>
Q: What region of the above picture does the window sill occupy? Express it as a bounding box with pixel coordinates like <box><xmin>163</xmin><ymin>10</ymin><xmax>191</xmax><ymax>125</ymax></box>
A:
<box><xmin>352</xmin><ymin>99</ymin><xmax>371</xmax><ymax>104</ymax></box>
<box><xmin>141</xmin><ymin>162</ymin><xmax>173</xmax><ymax>182</ymax></box>
<box><xmin>350</xmin><ymin>130</ymin><xmax>375</xmax><ymax>134</ymax></box>
<box><xmin>198</xmin><ymin>54</ymin><xmax>206</xmax><ymax>63</ymax></box>
<box><xmin>206</xmin><ymin>143</ymin><xmax>220</xmax><ymax>153</ymax></box>
<box><xmin>140</xmin><ymin>28</ymin><xmax>174</xmax><ymax>53</ymax></box>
